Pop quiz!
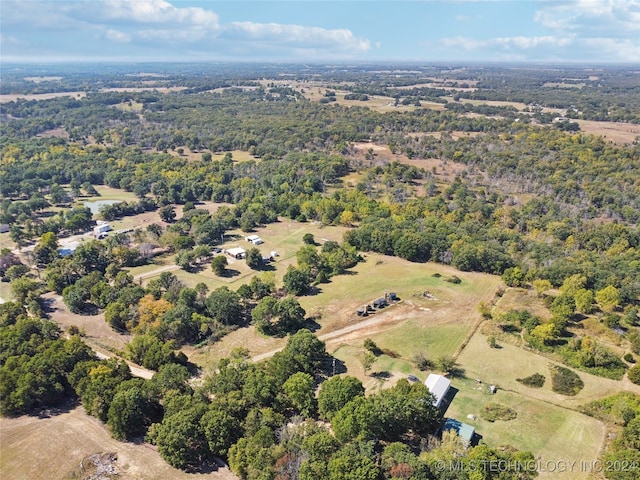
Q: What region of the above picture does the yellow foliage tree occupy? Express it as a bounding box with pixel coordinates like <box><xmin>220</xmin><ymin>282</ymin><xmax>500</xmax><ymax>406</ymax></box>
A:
<box><xmin>132</xmin><ymin>294</ymin><xmax>173</xmax><ymax>333</ymax></box>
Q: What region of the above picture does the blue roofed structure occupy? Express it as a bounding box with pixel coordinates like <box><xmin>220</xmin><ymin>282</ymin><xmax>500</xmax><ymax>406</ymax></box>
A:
<box><xmin>443</xmin><ymin>418</ymin><xmax>475</xmax><ymax>446</ymax></box>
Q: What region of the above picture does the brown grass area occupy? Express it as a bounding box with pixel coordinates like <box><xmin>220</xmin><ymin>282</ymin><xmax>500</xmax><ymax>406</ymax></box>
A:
<box><xmin>493</xmin><ymin>288</ymin><xmax>553</xmax><ymax>321</ymax></box>
<box><xmin>193</xmin><ymin>252</ymin><xmax>500</xmax><ymax>370</ymax></box>
<box><xmin>576</xmin><ymin>120</ymin><xmax>640</xmax><ymax>145</ymax></box>
<box><xmin>350</xmin><ymin>141</ymin><xmax>471</xmax><ymax>183</ymax></box>
<box><xmin>0</xmin><ymin>405</ymin><xmax>238</xmax><ymax>480</ymax></box>
<box><xmin>0</xmin><ymin>92</ymin><xmax>86</xmax><ymax>103</ymax></box>
<box><xmin>36</xmin><ymin>128</ymin><xmax>70</xmax><ymax>139</ymax></box>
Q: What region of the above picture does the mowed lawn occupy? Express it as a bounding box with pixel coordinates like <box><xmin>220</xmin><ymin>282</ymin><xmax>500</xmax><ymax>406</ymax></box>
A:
<box><xmin>451</xmin><ymin>328</ymin><xmax>640</xmax><ymax>479</ymax></box>
<box><xmin>445</xmin><ymin>382</ymin><xmax>605</xmax><ymax>480</ymax></box>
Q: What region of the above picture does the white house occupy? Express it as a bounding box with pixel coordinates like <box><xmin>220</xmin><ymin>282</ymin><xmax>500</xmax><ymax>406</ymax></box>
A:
<box><xmin>58</xmin><ymin>241</ymin><xmax>80</xmax><ymax>257</ymax></box>
<box><xmin>425</xmin><ymin>374</ymin><xmax>451</xmax><ymax>409</ymax></box>
<box><xmin>225</xmin><ymin>247</ymin><xmax>247</xmax><ymax>259</ymax></box>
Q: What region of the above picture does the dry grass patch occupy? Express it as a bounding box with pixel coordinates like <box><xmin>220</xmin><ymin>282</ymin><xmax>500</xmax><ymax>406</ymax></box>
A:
<box><xmin>0</xmin><ymin>405</ymin><xmax>237</xmax><ymax>480</ymax></box>
<box><xmin>493</xmin><ymin>287</ymin><xmax>553</xmax><ymax>321</ymax></box>
<box><xmin>576</xmin><ymin>120</ymin><xmax>640</xmax><ymax>145</ymax></box>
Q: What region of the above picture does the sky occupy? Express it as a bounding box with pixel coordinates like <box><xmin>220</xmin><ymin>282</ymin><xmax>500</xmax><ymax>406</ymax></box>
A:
<box><xmin>1</xmin><ymin>0</ymin><xmax>639</xmax><ymax>64</ymax></box>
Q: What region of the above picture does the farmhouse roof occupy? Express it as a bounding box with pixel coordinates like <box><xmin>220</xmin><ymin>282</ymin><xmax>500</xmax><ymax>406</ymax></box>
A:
<box><xmin>425</xmin><ymin>373</ymin><xmax>451</xmax><ymax>408</ymax></box>
<box><xmin>226</xmin><ymin>247</ymin><xmax>246</xmax><ymax>256</ymax></box>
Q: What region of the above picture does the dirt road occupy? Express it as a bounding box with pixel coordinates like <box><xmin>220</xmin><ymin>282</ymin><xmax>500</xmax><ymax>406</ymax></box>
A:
<box><xmin>251</xmin><ymin>302</ymin><xmax>409</xmax><ymax>362</ymax></box>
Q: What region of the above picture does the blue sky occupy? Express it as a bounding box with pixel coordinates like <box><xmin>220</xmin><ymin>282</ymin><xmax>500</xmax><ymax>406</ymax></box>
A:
<box><xmin>1</xmin><ymin>0</ymin><xmax>639</xmax><ymax>63</ymax></box>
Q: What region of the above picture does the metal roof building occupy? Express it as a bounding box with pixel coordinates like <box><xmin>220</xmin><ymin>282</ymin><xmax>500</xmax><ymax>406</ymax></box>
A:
<box><xmin>425</xmin><ymin>373</ymin><xmax>451</xmax><ymax>409</ymax></box>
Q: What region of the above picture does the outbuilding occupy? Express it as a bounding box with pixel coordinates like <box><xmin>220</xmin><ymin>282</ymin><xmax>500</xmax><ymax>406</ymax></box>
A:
<box><xmin>425</xmin><ymin>373</ymin><xmax>451</xmax><ymax>409</ymax></box>
<box><xmin>373</xmin><ymin>297</ymin><xmax>388</xmax><ymax>309</ymax></box>
<box><xmin>245</xmin><ymin>235</ymin><xmax>264</xmax><ymax>245</ymax></box>
<box><xmin>442</xmin><ymin>418</ymin><xmax>475</xmax><ymax>447</ymax></box>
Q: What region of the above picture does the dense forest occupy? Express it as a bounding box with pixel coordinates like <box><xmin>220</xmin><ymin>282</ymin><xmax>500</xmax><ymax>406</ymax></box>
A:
<box><xmin>1</xmin><ymin>63</ymin><xmax>639</xmax><ymax>479</ymax></box>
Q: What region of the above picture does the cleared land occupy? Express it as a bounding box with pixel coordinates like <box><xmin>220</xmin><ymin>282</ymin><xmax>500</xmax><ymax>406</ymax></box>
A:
<box><xmin>0</xmin><ymin>404</ymin><xmax>237</xmax><ymax>480</ymax></box>
<box><xmin>576</xmin><ymin>120</ymin><xmax>640</xmax><ymax>145</ymax></box>
<box><xmin>190</xmin><ymin>252</ymin><xmax>501</xmax><ymax>375</ymax></box>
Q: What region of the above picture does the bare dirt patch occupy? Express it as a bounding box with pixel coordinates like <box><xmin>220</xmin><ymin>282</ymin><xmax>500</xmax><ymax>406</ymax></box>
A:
<box><xmin>36</xmin><ymin>127</ymin><xmax>70</xmax><ymax>139</ymax></box>
<box><xmin>0</xmin><ymin>405</ymin><xmax>238</xmax><ymax>480</ymax></box>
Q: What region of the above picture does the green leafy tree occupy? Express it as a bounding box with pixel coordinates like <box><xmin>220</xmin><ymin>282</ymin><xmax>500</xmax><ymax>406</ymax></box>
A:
<box><xmin>596</xmin><ymin>285</ymin><xmax>621</xmax><ymax>312</ymax></box>
<box><xmin>360</xmin><ymin>351</ymin><xmax>376</xmax><ymax>376</ymax></box>
<box><xmin>550</xmin><ymin>293</ymin><xmax>575</xmax><ymax>322</ymax></box>
<box><xmin>10</xmin><ymin>277</ymin><xmax>41</xmax><ymax>304</ymax></box>
<box><xmin>318</xmin><ymin>376</ymin><xmax>365</xmax><ymax>421</ymax></box>
<box><xmin>107</xmin><ymin>379</ymin><xmax>160</xmax><ymax>440</ymax></box>
<box><xmin>245</xmin><ymin>247</ymin><xmax>263</xmax><ymax>270</ymax></box>
<box><xmin>628</xmin><ymin>365</ymin><xmax>640</xmax><ymax>385</ymax></box>
<box><xmin>206</xmin><ymin>287</ymin><xmax>243</xmax><ymax>325</ymax></box>
<box><xmin>574</xmin><ymin>288</ymin><xmax>594</xmax><ymax>314</ymax></box>
<box><xmin>200</xmin><ymin>404</ymin><xmax>242</xmax><ymax>457</ymax></box>
<box><xmin>559</xmin><ymin>274</ymin><xmax>587</xmax><ymax>297</ymax></box>
<box><xmin>126</xmin><ymin>334</ymin><xmax>180</xmax><ymax>370</ymax></box>
<box><xmin>283</xmin><ymin>266</ymin><xmax>312</xmax><ymax>296</ymax></box>
<box><xmin>252</xmin><ymin>296</ymin><xmax>279</xmax><ymax>334</ymax></box>
<box><xmin>281</xmin><ymin>372</ymin><xmax>316</xmax><ymax>417</ymax></box>
<box><xmin>34</xmin><ymin>232</ymin><xmax>59</xmax><ymax>265</ymax></box>
<box><xmin>151</xmin><ymin>404</ymin><xmax>210</xmax><ymax>470</ymax></box>
<box><xmin>502</xmin><ymin>266</ymin><xmax>525</xmax><ymax>287</ymax></box>
<box><xmin>211</xmin><ymin>255</ymin><xmax>228</xmax><ymax>275</ymax></box>
<box><xmin>268</xmin><ymin>329</ymin><xmax>330</xmax><ymax>384</ymax></box>
<box><xmin>532</xmin><ymin>279</ymin><xmax>552</xmax><ymax>297</ymax></box>
<box><xmin>327</xmin><ymin>441</ymin><xmax>380</xmax><ymax>480</ymax></box>
<box><xmin>159</xmin><ymin>205</ymin><xmax>176</xmax><ymax>223</ymax></box>
<box><xmin>276</xmin><ymin>297</ymin><xmax>306</xmax><ymax>334</ymax></box>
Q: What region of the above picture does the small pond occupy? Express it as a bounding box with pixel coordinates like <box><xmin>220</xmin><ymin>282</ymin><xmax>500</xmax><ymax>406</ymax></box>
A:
<box><xmin>84</xmin><ymin>200</ymin><xmax>121</xmax><ymax>214</ymax></box>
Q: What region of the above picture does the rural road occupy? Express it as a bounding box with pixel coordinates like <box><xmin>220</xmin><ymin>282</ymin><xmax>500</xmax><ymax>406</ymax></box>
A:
<box><xmin>94</xmin><ymin>350</ymin><xmax>155</xmax><ymax>380</ymax></box>
<box><xmin>133</xmin><ymin>264</ymin><xmax>180</xmax><ymax>281</ymax></box>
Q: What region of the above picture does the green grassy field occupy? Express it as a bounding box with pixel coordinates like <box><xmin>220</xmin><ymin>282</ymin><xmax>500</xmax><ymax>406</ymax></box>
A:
<box><xmin>451</xmin><ymin>327</ymin><xmax>640</xmax><ymax>479</ymax></box>
<box><xmin>445</xmin><ymin>381</ymin><xmax>605</xmax><ymax>480</ymax></box>
<box><xmin>457</xmin><ymin>328</ymin><xmax>637</xmax><ymax>409</ymax></box>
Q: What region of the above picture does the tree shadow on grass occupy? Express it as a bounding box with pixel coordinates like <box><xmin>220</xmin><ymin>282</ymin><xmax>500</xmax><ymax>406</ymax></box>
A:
<box><xmin>302</xmin><ymin>316</ymin><xmax>321</xmax><ymax>333</ymax></box>
<box><xmin>371</xmin><ymin>371</ymin><xmax>393</xmax><ymax>380</ymax></box>
<box><xmin>220</xmin><ymin>269</ymin><xmax>241</xmax><ymax>278</ymax></box>
<box><xmin>30</xmin><ymin>397</ymin><xmax>79</xmax><ymax>419</ymax></box>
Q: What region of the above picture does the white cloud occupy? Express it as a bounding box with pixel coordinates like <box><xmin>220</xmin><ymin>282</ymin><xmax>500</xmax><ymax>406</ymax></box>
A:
<box><xmin>440</xmin><ymin>0</ymin><xmax>639</xmax><ymax>62</ymax></box>
<box><xmin>534</xmin><ymin>0</ymin><xmax>640</xmax><ymax>37</ymax></box>
<box><xmin>226</xmin><ymin>22</ymin><xmax>370</xmax><ymax>52</ymax></box>
<box><xmin>99</xmin><ymin>0</ymin><xmax>219</xmax><ymax>28</ymax></box>
<box><xmin>0</xmin><ymin>0</ymin><xmax>371</xmax><ymax>60</ymax></box>
<box><xmin>105</xmin><ymin>29</ymin><xmax>132</xmax><ymax>43</ymax></box>
<box><xmin>441</xmin><ymin>35</ymin><xmax>573</xmax><ymax>50</ymax></box>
